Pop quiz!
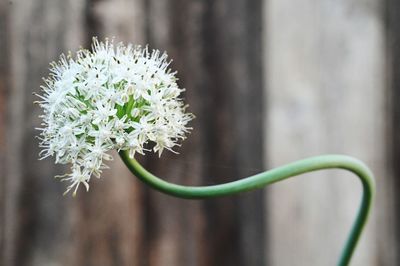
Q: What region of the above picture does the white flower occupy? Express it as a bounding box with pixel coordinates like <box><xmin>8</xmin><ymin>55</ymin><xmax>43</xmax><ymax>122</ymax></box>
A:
<box><xmin>37</xmin><ymin>37</ymin><xmax>194</xmax><ymax>196</ymax></box>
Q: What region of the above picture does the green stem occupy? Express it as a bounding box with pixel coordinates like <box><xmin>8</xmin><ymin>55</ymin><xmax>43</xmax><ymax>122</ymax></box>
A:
<box><xmin>119</xmin><ymin>151</ymin><xmax>375</xmax><ymax>266</ymax></box>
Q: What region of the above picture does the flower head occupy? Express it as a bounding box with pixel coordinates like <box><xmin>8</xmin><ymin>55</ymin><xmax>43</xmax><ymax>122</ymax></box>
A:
<box><xmin>37</xmin><ymin>37</ymin><xmax>194</xmax><ymax>196</ymax></box>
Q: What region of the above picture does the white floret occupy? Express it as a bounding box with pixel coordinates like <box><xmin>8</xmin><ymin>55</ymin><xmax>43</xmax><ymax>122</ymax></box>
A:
<box><xmin>37</xmin><ymin>37</ymin><xmax>194</xmax><ymax>195</ymax></box>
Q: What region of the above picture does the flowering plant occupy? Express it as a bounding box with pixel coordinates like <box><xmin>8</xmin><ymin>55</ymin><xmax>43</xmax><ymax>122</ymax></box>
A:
<box><xmin>37</xmin><ymin>38</ymin><xmax>194</xmax><ymax>195</ymax></box>
<box><xmin>36</xmin><ymin>37</ymin><xmax>374</xmax><ymax>266</ymax></box>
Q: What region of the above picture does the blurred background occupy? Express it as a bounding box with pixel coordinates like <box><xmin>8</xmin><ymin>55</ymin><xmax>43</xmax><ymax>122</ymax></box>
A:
<box><xmin>0</xmin><ymin>0</ymin><xmax>398</xmax><ymax>265</ymax></box>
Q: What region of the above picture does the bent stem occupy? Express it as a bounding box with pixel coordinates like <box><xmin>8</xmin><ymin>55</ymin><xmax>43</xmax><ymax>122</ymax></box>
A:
<box><xmin>119</xmin><ymin>151</ymin><xmax>375</xmax><ymax>266</ymax></box>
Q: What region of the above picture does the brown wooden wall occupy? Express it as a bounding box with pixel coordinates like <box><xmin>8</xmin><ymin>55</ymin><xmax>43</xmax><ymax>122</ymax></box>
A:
<box><xmin>1</xmin><ymin>0</ymin><xmax>264</xmax><ymax>266</ymax></box>
<box><xmin>0</xmin><ymin>0</ymin><xmax>397</xmax><ymax>265</ymax></box>
<box><xmin>387</xmin><ymin>0</ymin><xmax>400</xmax><ymax>263</ymax></box>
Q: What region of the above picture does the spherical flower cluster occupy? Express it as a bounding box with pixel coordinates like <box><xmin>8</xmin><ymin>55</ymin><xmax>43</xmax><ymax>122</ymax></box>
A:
<box><xmin>37</xmin><ymin>38</ymin><xmax>194</xmax><ymax>196</ymax></box>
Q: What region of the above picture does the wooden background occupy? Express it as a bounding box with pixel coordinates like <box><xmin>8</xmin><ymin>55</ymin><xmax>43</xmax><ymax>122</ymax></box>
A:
<box><xmin>0</xmin><ymin>0</ymin><xmax>397</xmax><ymax>265</ymax></box>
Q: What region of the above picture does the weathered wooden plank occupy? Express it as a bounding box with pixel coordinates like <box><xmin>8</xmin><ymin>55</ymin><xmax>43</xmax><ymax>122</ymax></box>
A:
<box><xmin>141</xmin><ymin>2</ymin><xmax>209</xmax><ymax>265</ymax></box>
<box><xmin>265</xmin><ymin>0</ymin><xmax>387</xmax><ymax>265</ymax></box>
<box><xmin>145</xmin><ymin>0</ymin><xmax>265</xmax><ymax>265</ymax></box>
<box><xmin>386</xmin><ymin>0</ymin><xmax>400</xmax><ymax>263</ymax></box>
<box><xmin>0</xmin><ymin>0</ymin><xmax>10</xmax><ymax>262</ymax></box>
<box><xmin>67</xmin><ymin>1</ymin><xmax>147</xmax><ymax>265</ymax></box>
<box><xmin>3</xmin><ymin>0</ymin><xmax>85</xmax><ymax>265</ymax></box>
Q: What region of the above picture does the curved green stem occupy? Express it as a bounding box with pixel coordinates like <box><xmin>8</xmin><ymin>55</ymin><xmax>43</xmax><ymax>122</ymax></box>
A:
<box><xmin>119</xmin><ymin>151</ymin><xmax>375</xmax><ymax>266</ymax></box>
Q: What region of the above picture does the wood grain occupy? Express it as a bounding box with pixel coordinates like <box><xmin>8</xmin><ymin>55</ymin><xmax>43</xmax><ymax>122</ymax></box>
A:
<box><xmin>144</xmin><ymin>0</ymin><xmax>264</xmax><ymax>265</ymax></box>
<box><xmin>3</xmin><ymin>0</ymin><xmax>85</xmax><ymax>265</ymax></box>
<box><xmin>386</xmin><ymin>0</ymin><xmax>400</xmax><ymax>263</ymax></box>
<box><xmin>265</xmin><ymin>0</ymin><xmax>388</xmax><ymax>265</ymax></box>
<box><xmin>1</xmin><ymin>0</ymin><xmax>395</xmax><ymax>265</ymax></box>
